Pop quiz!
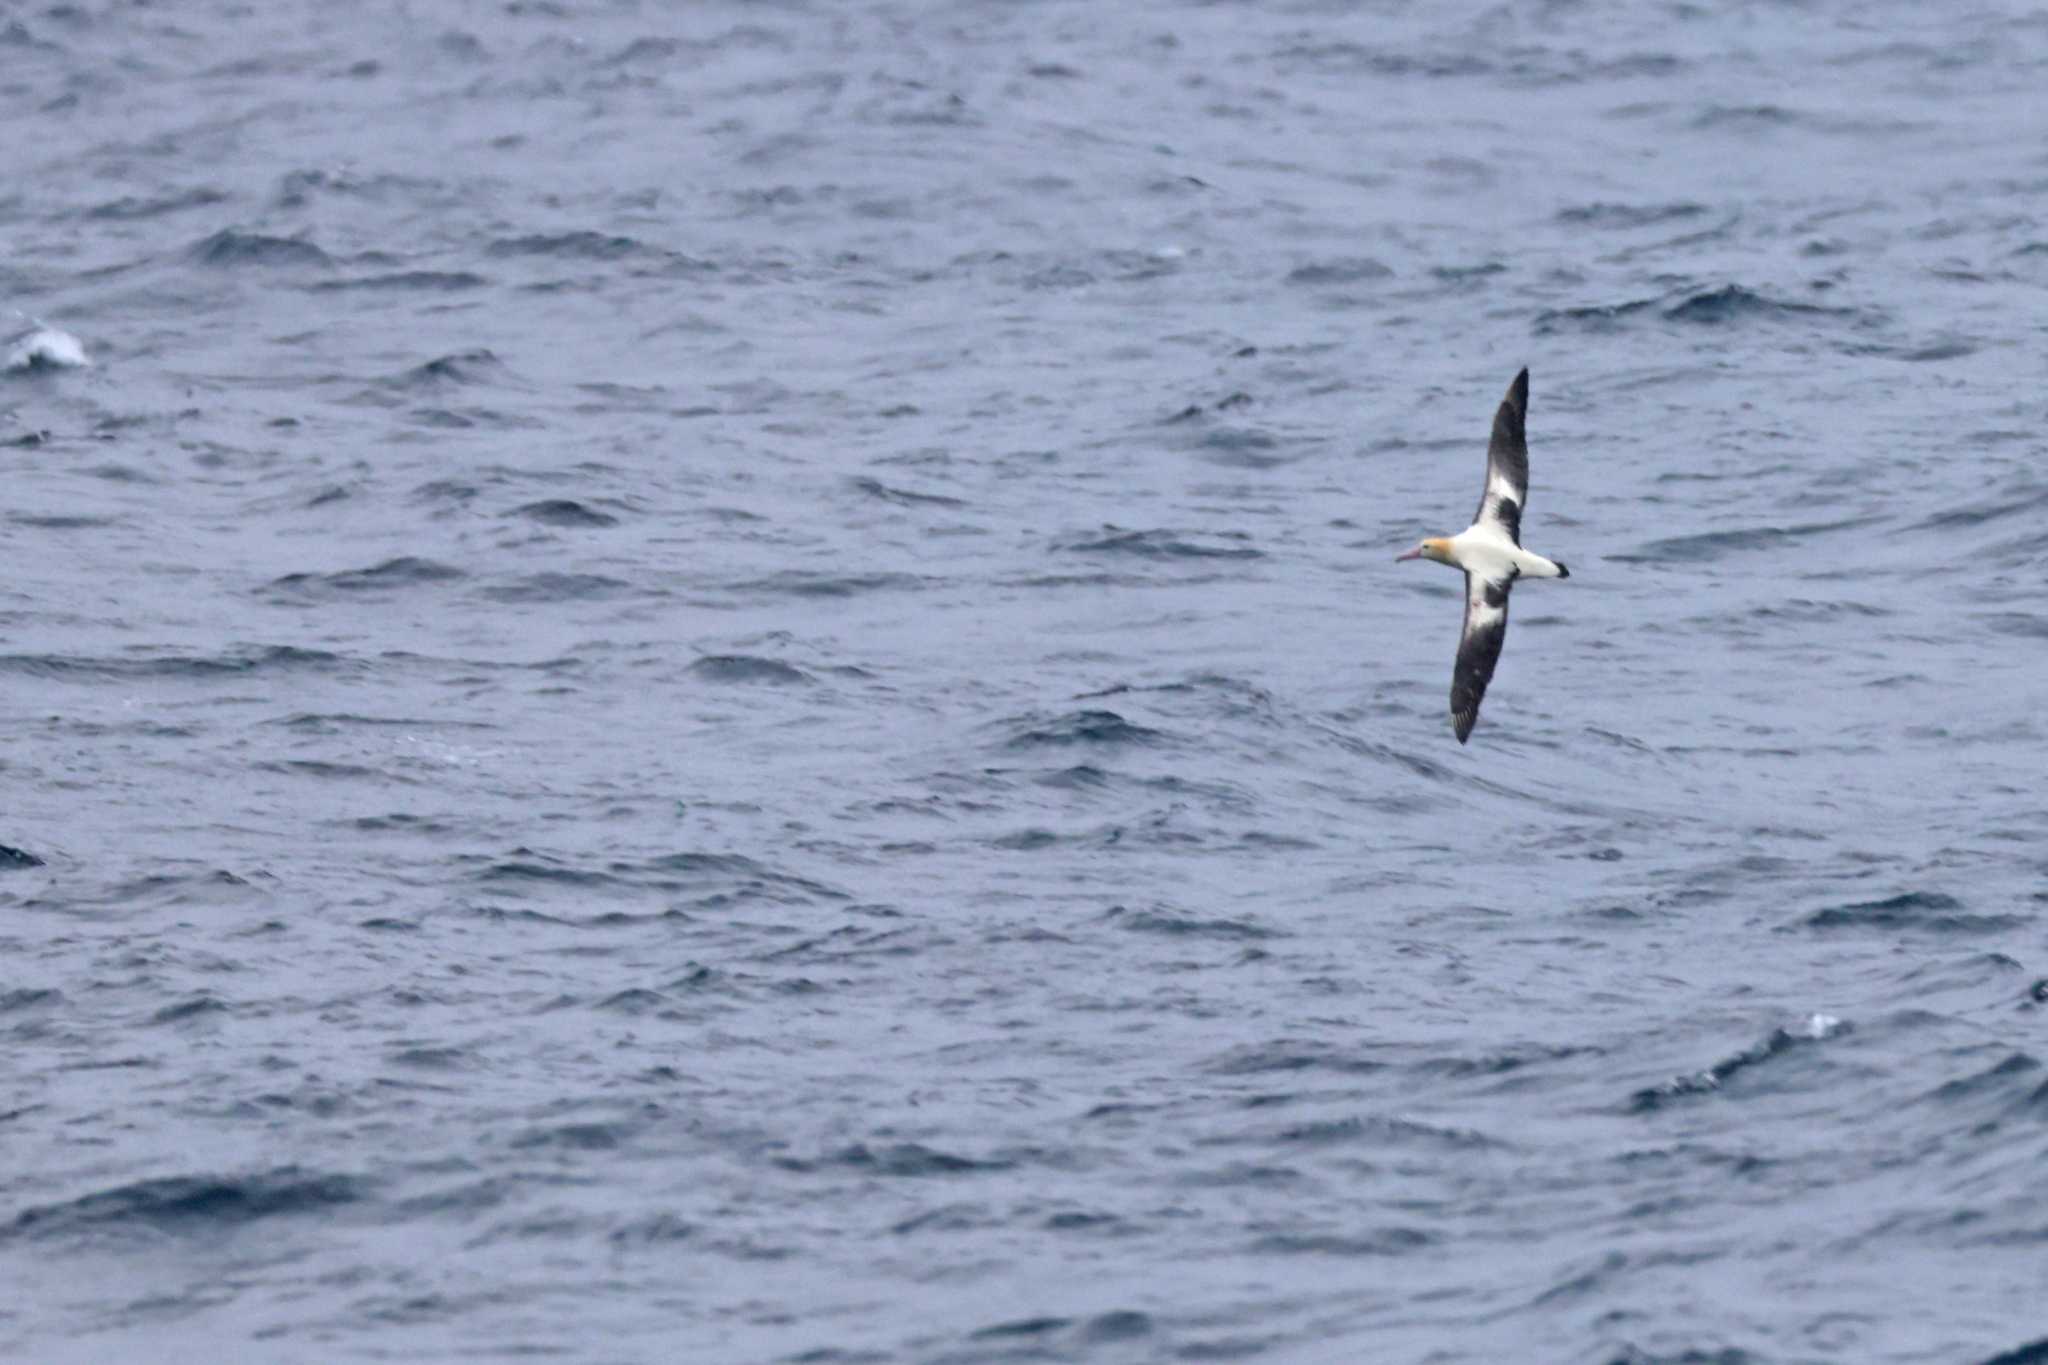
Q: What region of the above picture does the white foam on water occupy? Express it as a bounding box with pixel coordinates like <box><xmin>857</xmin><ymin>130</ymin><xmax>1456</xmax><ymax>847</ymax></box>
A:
<box><xmin>1805</xmin><ymin>1013</ymin><xmax>1843</xmax><ymax>1039</ymax></box>
<box><xmin>4</xmin><ymin>326</ymin><xmax>90</xmax><ymax>371</ymax></box>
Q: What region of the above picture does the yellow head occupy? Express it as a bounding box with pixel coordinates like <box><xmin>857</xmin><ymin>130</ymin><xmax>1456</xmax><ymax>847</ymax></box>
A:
<box><xmin>1395</xmin><ymin>537</ymin><xmax>1453</xmax><ymax>565</ymax></box>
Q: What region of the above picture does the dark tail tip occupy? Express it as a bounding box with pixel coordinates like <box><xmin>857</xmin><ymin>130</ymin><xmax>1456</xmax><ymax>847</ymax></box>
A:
<box><xmin>1555</xmin><ymin>561</ymin><xmax>1570</xmax><ymax>579</ymax></box>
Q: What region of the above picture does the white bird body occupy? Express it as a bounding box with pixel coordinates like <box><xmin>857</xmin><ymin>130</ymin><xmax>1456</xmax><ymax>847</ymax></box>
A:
<box><xmin>1443</xmin><ymin>525</ymin><xmax>1566</xmax><ymax>585</ymax></box>
<box><xmin>1395</xmin><ymin>368</ymin><xmax>1571</xmax><ymax>742</ymax></box>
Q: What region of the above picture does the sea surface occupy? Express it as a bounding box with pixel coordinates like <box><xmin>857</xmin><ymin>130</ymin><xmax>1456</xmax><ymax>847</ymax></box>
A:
<box><xmin>5</xmin><ymin>2</ymin><xmax>2048</xmax><ymax>1361</ymax></box>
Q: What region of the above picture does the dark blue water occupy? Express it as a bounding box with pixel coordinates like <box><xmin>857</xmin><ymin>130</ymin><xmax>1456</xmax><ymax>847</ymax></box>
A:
<box><xmin>6</xmin><ymin>2</ymin><xmax>2048</xmax><ymax>1361</ymax></box>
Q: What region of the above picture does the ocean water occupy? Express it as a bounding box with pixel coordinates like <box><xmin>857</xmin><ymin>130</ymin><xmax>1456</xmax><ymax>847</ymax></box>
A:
<box><xmin>5</xmin><ymin>1</ymin><xmax>2048</xmax><ymax>1361</ymax></box>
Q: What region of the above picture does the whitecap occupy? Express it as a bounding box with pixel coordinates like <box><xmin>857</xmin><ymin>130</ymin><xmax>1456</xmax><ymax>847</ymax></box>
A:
<box><xmin>1804</xmin><ymin>1012</ymin><xmax>1843</xmax><ymax>1039</ymax></box>
<box><xmin>4</xmin><ymin>326</ymin><xmax>90</xmax><ymax>372</ymax></box>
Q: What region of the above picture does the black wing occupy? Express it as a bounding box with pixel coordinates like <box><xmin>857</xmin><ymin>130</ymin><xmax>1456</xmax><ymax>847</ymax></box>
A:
<box><xmin>1451</xmin><ymin>572</ymin><xmax>1512</xmax><ymax>744</ymax></box>
<box><xmin>1472</xmin><ymin>367</ymin><xmax>1530</xmax><ymax>545</ymax></box>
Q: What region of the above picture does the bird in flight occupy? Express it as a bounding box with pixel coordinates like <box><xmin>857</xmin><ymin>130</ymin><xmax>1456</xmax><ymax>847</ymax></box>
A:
<box><xmin>1395</xmin><ymin>368</ymin><xmax>1570</xmax><ymax>743</ymax></box>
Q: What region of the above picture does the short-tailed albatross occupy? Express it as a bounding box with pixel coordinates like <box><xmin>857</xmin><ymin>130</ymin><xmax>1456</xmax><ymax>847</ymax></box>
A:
<box><xmin>1395</xmin><ymin>367</ymin><xmax>1570</xmax><ymax>743</ymax></box>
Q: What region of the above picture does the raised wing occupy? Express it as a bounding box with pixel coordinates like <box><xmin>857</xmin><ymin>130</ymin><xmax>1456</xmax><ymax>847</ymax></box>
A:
<box><xmin>1450</xmin><ymin>572</ymin><xmax>1512</xmax><ymax>743</ymax></box>
<box><xmin>1472</xmin><ymin>367</ymin><xmax>1530</xmax><ymax>545</ymax></box>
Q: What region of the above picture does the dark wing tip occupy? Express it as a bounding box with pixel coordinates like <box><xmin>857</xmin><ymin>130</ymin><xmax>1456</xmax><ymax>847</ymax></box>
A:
<box><xmin>1490</xmin><ymin>373</ymin><xmax>1529</xmax><ymax>450</ymax></box>
<box><xmin>1453</xmin><ymin>710</ymin><xmax>1476</xmax><ymax>743</ymax></box>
